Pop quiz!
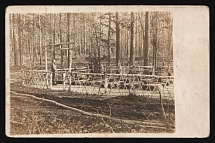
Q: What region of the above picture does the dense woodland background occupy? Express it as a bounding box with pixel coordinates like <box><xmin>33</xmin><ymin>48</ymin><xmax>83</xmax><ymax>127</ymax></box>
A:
<box><xmin>9</xmin><ymin>12</ymin><xmax>173</xmax><ymax>70</ymax></box>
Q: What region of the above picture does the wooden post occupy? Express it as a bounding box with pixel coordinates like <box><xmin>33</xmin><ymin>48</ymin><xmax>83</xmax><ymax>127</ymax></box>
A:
<box><xmin>158</xmin><ymin>84</ymin><xmax>169</xmax><ymax>130</ymax></box>
<box><xmin>45</xmin><ymin>46</ymin><xmax>49</xmax><ymax>89</ymax></box>
<box><xmin>104</xmin><ymin>72</ymin><xmax>108</xmax><ymax>94</ymax></box>
<box><xmin>63</xmin><ymin>72</ymin><xmax>66</xmax><ymax>90</ymax></box>
<box><xmin>50</xmin><ymin>72</ymin><xmax>52</xmax><ymax>89</ymax></box>
<box><xmin>22</xmin><ymin>70</ymin><xmax>25</xmax><ymax>86</ymax></box>
<box><xmin>45</xmin><ymin>46</ymin><xmax>48</xmax><ymax>72</ymax></box>
<box><xmin>60</xmin><ymin>44</ymin><xmax>63</xmax><ymax>69</ymax></box>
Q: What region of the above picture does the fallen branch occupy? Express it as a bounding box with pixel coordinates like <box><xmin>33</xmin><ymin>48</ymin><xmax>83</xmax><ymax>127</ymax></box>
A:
<box><xmin>101</xmin><ymin>117</ymin><xmax>115</xmax><ymax>133</ymax></box>
<box><xmin>10</xmin><ymin>91</ymin><xmax>165</xmax><ymax>128</ymax></box>
<box><xmin>100</xmin><ymin>108</ymin><xmax>115</xmax><ymax>133</ymax></box>
<box><xmin>11</xmin><ymin>120</ymin><xmax>24</xmax><ymax>125</ymax></box>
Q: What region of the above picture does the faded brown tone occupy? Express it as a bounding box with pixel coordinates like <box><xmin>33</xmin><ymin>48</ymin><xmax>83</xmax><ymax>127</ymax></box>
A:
<box><xmin>5</xmin><ymin>6</ymin><xmax>209</xmax><ymax>138</ymax></box>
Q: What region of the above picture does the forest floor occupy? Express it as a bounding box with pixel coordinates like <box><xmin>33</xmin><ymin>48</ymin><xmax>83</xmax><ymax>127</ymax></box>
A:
<box><xmin>8</xmin><ymin>65</ymin><xmax>175</xmax><ymax>135</ymax></box>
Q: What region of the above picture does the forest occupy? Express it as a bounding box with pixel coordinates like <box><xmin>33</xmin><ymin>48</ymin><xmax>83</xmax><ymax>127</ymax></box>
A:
<box><xmin>9</xmin><ymin>11</ymin><xmax>175</xmax><ymax>134</ymax></box>
<box><xmin>9</xmin><ymin>11</ymin><xmax>173</xmax><ymax>71</ymax></box>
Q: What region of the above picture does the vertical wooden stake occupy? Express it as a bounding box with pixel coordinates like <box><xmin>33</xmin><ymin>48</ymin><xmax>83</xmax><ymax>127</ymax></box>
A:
<box><xmin>45</xmin><ymin>46</ymin><xmax>48</xmax><ymax>72</ymax></box>
<box><xmin>158</xmin><ymin>84</ymin><xmax>169</xmax><ymax>130</ymax></box>
<box><xmin>50</xmin><ymin>72</ymin><xmax>52</xmax><ymax>89</ymax></box>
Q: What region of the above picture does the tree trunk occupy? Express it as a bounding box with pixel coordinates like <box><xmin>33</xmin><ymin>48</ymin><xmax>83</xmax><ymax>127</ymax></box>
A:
<box><xmin>67</xmin><ymin>13</ymin><xmax>72</xmax><ymax>90</ymax></box>
<box><xmin>99</xmin><ymin>13</ymin><xmax>102</xmax><ymax>69</ymax></box>
<box><xmin>21</xmin><ymin>24</ymin><xmax>24</xmax><ymax>64</ymax></box>
<box><xmin>116</xmin><ymin>12</ymin><xmax>120</xmax><ymax>66</ymax></box>
<box><xmin>79</xmin><ymin>16</ymin><xmax>82</xmax><ymax>56</ymax></box>
<box><xmin>53</xmin><ymin>14</ymin><xmax>56</xmax><ymax>59</ymax></box>
<box><xmin>60</xmin><ymin>13</ymin><xmax>63</xmax><ymax>69</ymax></box>
<box><xmin>124</xmin><ymin>28</ymin><xmax>127</xmax><ymax>65</ymax></box>
<box><xmin>129</xmin><ymin>12</ymin><xmax>135</xmax><ymax>66</ymax></box>
<box><xmin>138</xmin><ymin>15</ymin><xmax>142</xmax><ymax>64</ymax></box>
<box><xmin>67</xmin><ymin>13</ymin><xmax>71</xmax><ymax>69</ymax></box>
<box><xmin>88</xmin><ymin>14</ymin><xmax>92</xmax><ymax>58</ymax></box>
<box><xmin>9</xmin><ymin>14</ymin><xmax>13</xmax><ymax>64</ymax></box>
<box><xmin>94</xmin><ymin>23</ymin><xmax>100</xmax><ymax>72</ymax></box>
<box><xmin>73</xmin><ymin>14</ymin><xmax>76</xmax><ymax>58</ymax></box>
<box><xmin>168</xmin><ymin>12</ymin><xmax>173</xmax><ymax>59</ymax></box>
<box><xmin>32</xmin><ymin>15</ymin><xmax>35</xmax><ymax>65</ymax></box>
<box><xmin>126</xmin><ymin>28</ymin><xmax>129</xmax><ymax>65</ymax></box>
<box><xmin>143</xmin><ymin>12</ymin><xmax>149</xmax><ymax>66</ymax></box>
<box><xmin>152</xmin><ymin>12</ymin><xmax>158</xmax><ymax>73</ymax></box>
<box><xmin>120</xmin><ymin>22</ymin><xmax>123</xmax><ymax>64</ymax></box>
<box><xmin>135</xmin><ymin>13</ymin><xmax>138</xmax><ymax>63</ymax></box>
<box><xmin>12</xmin><ymin>14</ymin><xmax>18</xmax><ymax>66</ymax></box>
<box><xmin>83</xmin><ymin>14</ymin><xmax>86</xmax><ymax>56</ymax></box>
<box><xmin>107</xmin><ymin>12</ymin><xmax>111</xmax><ymax>67</ymax></box>
<box><xmin>28</xmin><ymin>16</ymin><xmax>31</xmax><ymax>61</ymax></box>
<box><xmin>18</xmin><ymin>14</ymin><xmax>22</xmax><ymax>66</ymax></box>
<box><xmin>39</xmin><ymin>14</ymin><xmax>42</xmax><ymax>65</ymax></box>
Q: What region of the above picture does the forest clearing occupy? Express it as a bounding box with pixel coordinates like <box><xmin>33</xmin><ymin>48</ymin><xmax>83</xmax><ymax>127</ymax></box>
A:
<box><xmin>8</xmin><ymin>11</ymin><xmax>174</xmax><ymax>135</ymax></box>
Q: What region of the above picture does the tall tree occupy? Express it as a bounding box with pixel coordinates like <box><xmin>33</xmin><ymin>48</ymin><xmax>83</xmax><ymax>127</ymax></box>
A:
<box><xmin>120</xmin><ymin>20</ymin><xmax>123</xmax><ymax>64</ymax></box>
<box><xmin>73</xmin><ymin>13</ymin><xmax>76</xmax><ymax>58</ymax></box>
<box><xmin>83</xmin><ymin>14</ymin><xmax>86</xmax><ymax>56</ymax></box>
<box><xmin>129</xmin><ymin>12</ymin><xmax>135</xmax><ymax>66</ymax></box>
<box><xmin>152</xmin><ymin>12</ymin><xmax>158</xmax><ymax>72</ymax></box>
<box><xmin>138</xmin><ymin>12</ymin><xmax>142</xmax><ymax>64</ymax></box>
<box><xmin>107</xmin><ymin>12</ymin><xmax>111</xmax><ymax>67</ymax></box>
<box><xmin>53</xmin><ymin>14</ymin><xmax>56</xmax><ymax>59</ymax></box>
<box><xmin>94</xmin><ymin>14</ymin><xmax>101</xmax><ymax>71</ymax></box>
<box><xmin>168</xmin><ymin>12</ymin><xmax>173</xmax><ymax>58</ymax></box>
<box><xmin>115</xmin><ymin>12</ymin><xmax>120</xmax><ymax>66</ymax></box>
<box><xmin>143</xmin><ymin>12</ymin><xmax>149</xmax><ymax>66</ymax></box>
<box><xmin>88</xmin><ymin>14</ymin><xmax>92</xmax><ymax>58</ymax></box>
<box><xmin>59</xmin><ymin>13</ymin><xmax>63</xmax><ymax>69</ymax></box>
<box><xmin>126</xmin><ymin>26</ymin><xmax>129</xmax><ymax>65</ymax></box>
<box><xmin>98</xmin><ymin>13</ymin><xmax>102</xmax><ymax>69</ymax></box>
<box><xmin>27</xmin><ymin>15</ymin><xmax>31</xmax><ymax>62</ymax></box>
<box><xmin>32</xmin><ymin>14</ymin><xmax>35</xmax><ymax>65</ymax></box>
<box><xmin>18</xmin><ymin>14</ymin><xmax>22</xmax><ymax>66</ymax></box>
<box><xmin>67</xmin><ymin>13</ymin><xmax>71</xmax><ymax>68</ymax></box>
<box><xmin>67</xmin><ymin>13</ymin><xmax>72</xmax><ymax>90</ymax></box>
<box><xmin>39</xmin><ymin>14</ymin><xmax>42</xmax><ymax>65</ymax></box>
<box><xmin>135</xmin><ymin>12</ymin><xmax>138</xmax><ymax>63</ymax></box>
<box><xmin>12</xmin><ymin>14</ymin><xmax>18</xmax><ymax>66</ymax></box>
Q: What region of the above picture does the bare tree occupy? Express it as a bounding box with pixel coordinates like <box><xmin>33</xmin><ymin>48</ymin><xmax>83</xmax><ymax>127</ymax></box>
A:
<box><xmin>115</xmin><ymin>12</ymin><xmax>120</xmax><ymax>66</ymax></box>
<box><xmin>67</xmin><ymin>13</ymin><xmax>71</xmax><ymax>68</ymax></box>
<box><xmin>32</xmin><ymin>14</ymin><xmax>35</xmax><ymax>65</ymax></box>
<box><xmin>129</xmin><ymin>12</ymin><xmax>135</xmax><ymax>66</ymax></box>
<box><xmin>107</xmin><ymin>12</ymin><xmax>111</xmax><ymax>67</ymax></box>
<box><xmin>152</xmin><ymin>12</ymin><xmax>158</xmax><ymax>72</ymax></box>
<box><xmin>18</xmin><ymin>14</ymin><xmax>22</xmax><ymax>66</ymax></box>
<box><xmin>59</xmin><ymin>13</ymin><xmax>64</xmax><ymax>69</ymax></box>
<box><xmin>38</xmin><ymin>14</ymin><xmax>42</xmax><ymax>65</ymax></box>
<box><xmin>83</xmin><ymin>14</ymin><xmax>87</xmax><ymax>56</ymax></box>
<box><xmin>143</xmin><ymin>12</ymin><xmax>149</xmax><ymax>66</ymax></box>
<box><xmin>53</xmin><ymin>14</ymin><xmax>56</xmax><ymax>59</ymax></box>
<box><xmin>12</xmin><ymin>14</ymin><xmax>18</xmax><ymax>66</ymax></box>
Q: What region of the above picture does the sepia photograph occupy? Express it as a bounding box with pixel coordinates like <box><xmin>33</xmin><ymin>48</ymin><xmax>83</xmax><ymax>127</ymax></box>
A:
<box><xmin>5</xmin><ymin>6</ymin><xmax>209</xmax><ymax>137</ymax></box>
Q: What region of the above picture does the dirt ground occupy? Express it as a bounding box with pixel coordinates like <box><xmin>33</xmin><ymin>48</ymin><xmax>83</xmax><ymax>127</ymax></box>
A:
<box><xmin>10</xmin><ymin>92</ymin><xmax>174</xmax><ymax>135</ymax></box>
<box><xmin>9</xmin><ymin>66</ymin><xmax>175</xmax><ymax>135</ymax></box>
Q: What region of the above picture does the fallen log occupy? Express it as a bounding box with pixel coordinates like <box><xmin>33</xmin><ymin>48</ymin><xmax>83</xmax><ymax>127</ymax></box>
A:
<box><xmin>10</xmin><ymin>91</ymin><xmax>166</xmax><ymax>129</ymax></box>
